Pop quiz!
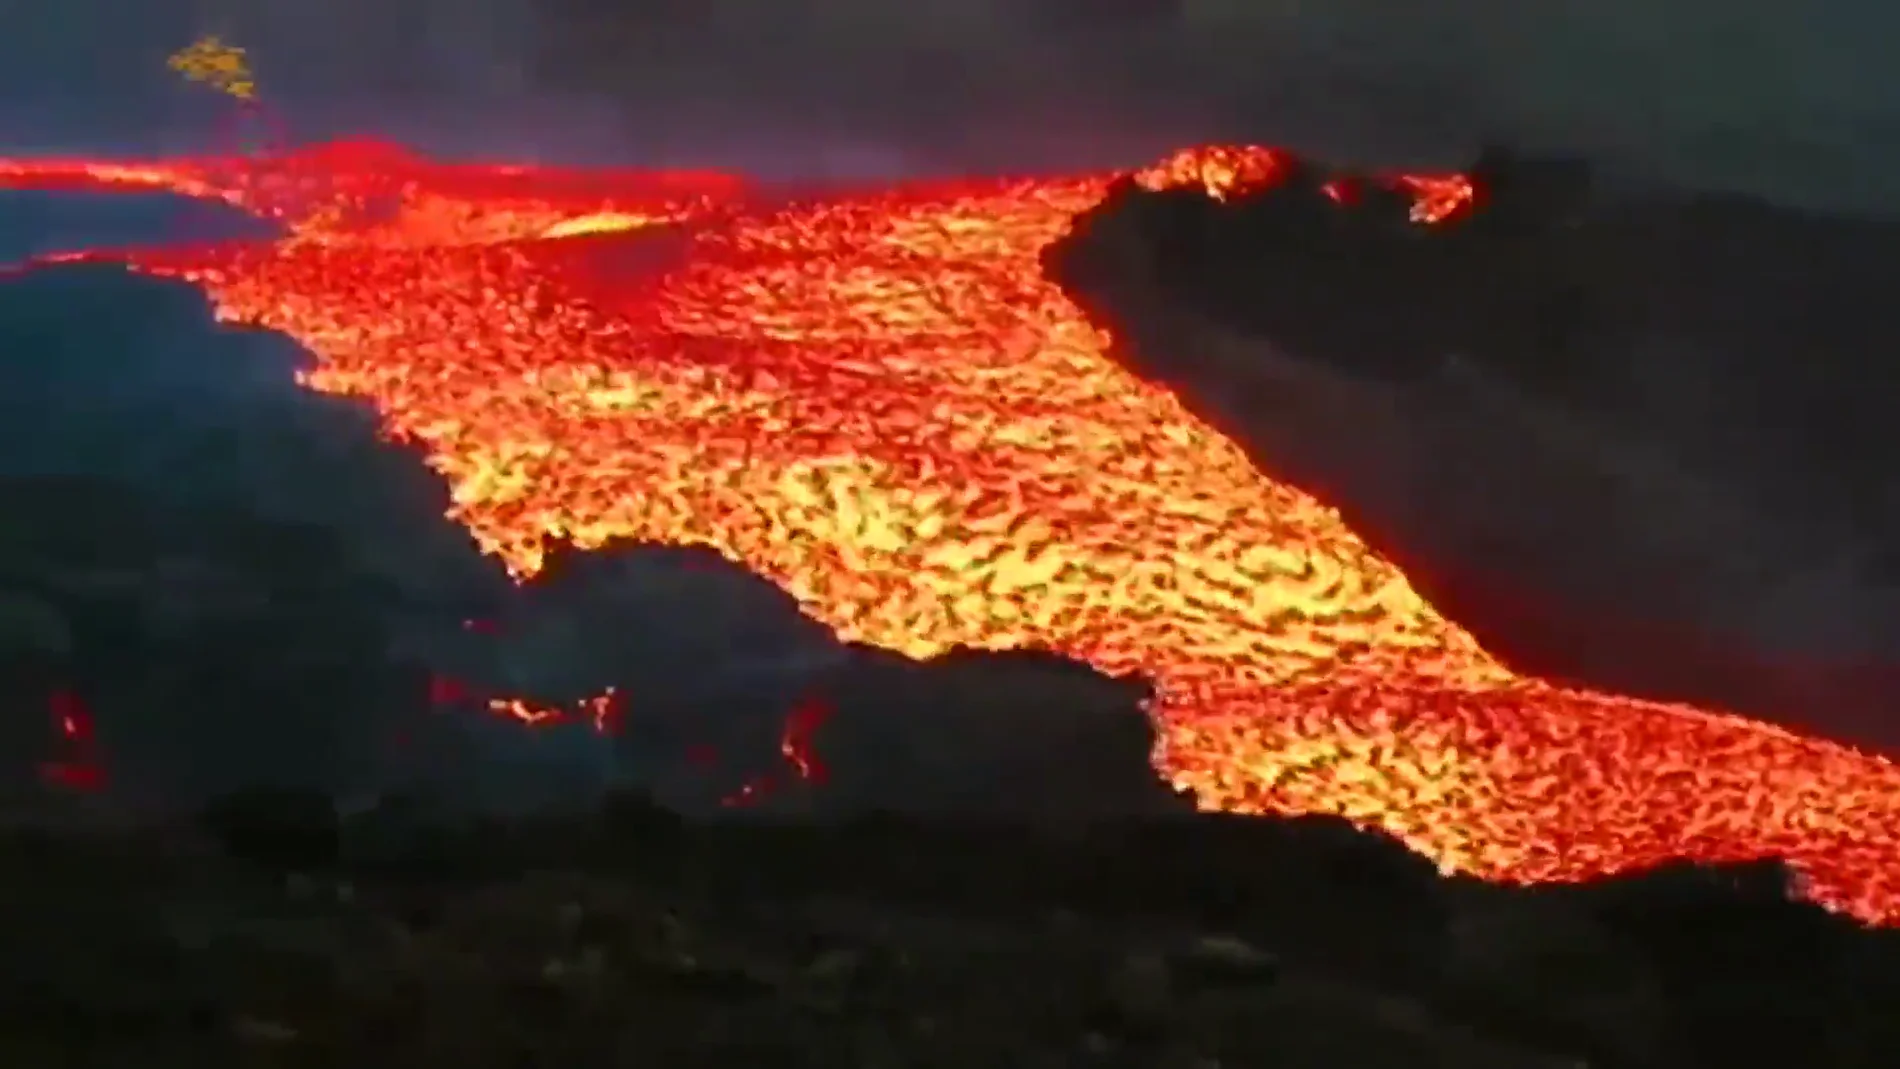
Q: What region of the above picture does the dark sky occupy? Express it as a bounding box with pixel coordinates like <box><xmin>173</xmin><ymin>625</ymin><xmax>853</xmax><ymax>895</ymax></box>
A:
<box><xmin>3</xmin><ymin>0</ymin><xmax>1897</xmax><ymax>208</ymax></box>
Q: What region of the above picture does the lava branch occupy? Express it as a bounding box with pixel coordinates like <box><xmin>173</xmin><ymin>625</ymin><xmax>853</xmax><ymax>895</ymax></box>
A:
<box><xmin>1</xmin><ymin>142</ymin><xmax>1898</xmax><ymax>925</ymax></box>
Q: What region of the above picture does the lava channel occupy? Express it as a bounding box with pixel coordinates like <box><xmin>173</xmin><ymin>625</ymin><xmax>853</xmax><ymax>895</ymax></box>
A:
<box><xmin>3</xmin><ymin>140</ymin><xmax>1899</xmax><ymax>924</ymax></box>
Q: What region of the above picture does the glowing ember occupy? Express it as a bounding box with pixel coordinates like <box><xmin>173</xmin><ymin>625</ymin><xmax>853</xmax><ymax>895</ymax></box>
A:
<box><xmin>168</xmin><ymin>36</ymin><xmax>260</xmax><ymax>102</ymax></box>
<box><xmin>2</xmin><ymin>141</ymin><xmax>1897</xmax><ymax>923</ymax></box>
<box><xmin>38</xmin><ymin>689</ymin><xmax>104</xmax><ymax>793</ymax></box>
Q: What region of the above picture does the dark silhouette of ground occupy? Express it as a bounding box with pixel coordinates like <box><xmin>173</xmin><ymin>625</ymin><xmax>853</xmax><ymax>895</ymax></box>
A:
<box><xmin>3</xmin><ymin>792</ymin><xmax>1896</xmax><ymax>1068</ymax></box>
<box><xmin>1046</xmin><ymin>147</ymin><xmax>1900</xmax><ymax>754</ymax></box>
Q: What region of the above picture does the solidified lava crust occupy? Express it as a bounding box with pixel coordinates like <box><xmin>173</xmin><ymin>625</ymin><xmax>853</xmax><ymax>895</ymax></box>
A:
<box><xmin>4</xmin><ymin>141</ymin><xmax>1900</xmax><ymax>924</ymax></box>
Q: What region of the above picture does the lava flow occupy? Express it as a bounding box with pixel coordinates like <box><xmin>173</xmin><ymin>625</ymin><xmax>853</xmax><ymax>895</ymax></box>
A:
<box><xmin>4</xmin><ymin>140</ymin><xmax>1899</xmax><ymax>923</ymax></box>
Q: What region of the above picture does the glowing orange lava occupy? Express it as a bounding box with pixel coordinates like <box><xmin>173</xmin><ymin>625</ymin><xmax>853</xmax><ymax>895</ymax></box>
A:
<box><xmin>3</xmin><ymin>140</ymin><xmax>1897</xmax><ymax>923</ymax></box>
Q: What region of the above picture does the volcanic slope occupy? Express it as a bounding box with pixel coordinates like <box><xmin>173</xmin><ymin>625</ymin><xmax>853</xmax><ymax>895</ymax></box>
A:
<box><xmin>3</xmin><ymin>140</ymin><xmax>1899</xmax><ymax>924</ymax></box>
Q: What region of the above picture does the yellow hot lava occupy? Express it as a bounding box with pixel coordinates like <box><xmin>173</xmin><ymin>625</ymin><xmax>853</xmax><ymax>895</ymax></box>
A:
<box><xmin>0</xmin><ymin>142</ymin><xmax>1894</xmax><ymax>924</ymax></box>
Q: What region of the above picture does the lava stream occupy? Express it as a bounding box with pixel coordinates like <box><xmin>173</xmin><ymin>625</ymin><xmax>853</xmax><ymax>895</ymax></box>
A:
<box><xmin>4</xmin><ymin>140</ymin><xmax>1899</xmax><ymax>924</ymax></box>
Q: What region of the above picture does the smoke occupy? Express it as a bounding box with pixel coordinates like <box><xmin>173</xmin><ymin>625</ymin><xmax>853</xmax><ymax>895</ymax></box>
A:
<box><xmin>0</xmin><ymin>247</ymin><xmax>490</xmax><ymax>800</ymax></box>
<box><xmin>0</xmin><ymin>253</ymin><xmax>495</xmax><ymax>600</ymax></box>
<box><xmin>3</xmin><ymin>0</ymin><xmax>1897</xmax><ymax>210</ymax></box>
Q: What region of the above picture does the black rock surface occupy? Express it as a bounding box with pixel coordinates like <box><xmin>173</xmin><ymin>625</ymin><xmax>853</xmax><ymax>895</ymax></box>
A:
<box><xmin>1046</xmin><ymin>147</ymin><xmax>1900</xmax><ymax>754</ymax></box>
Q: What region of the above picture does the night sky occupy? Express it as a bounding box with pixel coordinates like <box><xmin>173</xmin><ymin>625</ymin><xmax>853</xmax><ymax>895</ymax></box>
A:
<box><xmin>0</xmin><ymin>0</ymin><xmax>1895</xmax><ymax>210</ymax></box>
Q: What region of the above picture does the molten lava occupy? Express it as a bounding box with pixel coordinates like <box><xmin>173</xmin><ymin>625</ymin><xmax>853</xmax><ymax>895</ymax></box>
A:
<box><xmin>4</xmin><ymin>141</ymin><xmax>1899</xmax><ymax>923</ymax></box>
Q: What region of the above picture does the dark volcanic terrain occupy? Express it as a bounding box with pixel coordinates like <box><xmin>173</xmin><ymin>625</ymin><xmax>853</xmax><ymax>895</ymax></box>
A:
<box><xmin>7</xmin><ymin>795</ymin><xmax>1900</xmax><ymax>1069</ymax></box>
<box><xmin>1046</xmin><ymin>149</ymin><xmax>1900</xmax><ymax>754</ymax></box>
